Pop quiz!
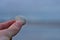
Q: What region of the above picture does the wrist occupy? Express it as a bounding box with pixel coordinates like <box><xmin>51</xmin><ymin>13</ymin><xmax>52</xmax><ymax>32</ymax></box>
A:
<box><xmin>0</xmin><ymin>36</ymin><xmax>11</xmax><ymax>40</ymax></box>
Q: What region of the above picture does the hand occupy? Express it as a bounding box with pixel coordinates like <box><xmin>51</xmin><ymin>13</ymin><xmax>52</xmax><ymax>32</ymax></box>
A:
<box><xmin>0</xmin><ymin>19</ymin><xmax>25</xmax><ymax>40</ymax></box>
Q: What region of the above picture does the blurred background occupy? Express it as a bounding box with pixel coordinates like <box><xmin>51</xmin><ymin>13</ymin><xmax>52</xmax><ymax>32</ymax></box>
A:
<box><xmin>0</xmin><ymin>0</ymin><xmax>60</xmax><ymax>40</ymax></box>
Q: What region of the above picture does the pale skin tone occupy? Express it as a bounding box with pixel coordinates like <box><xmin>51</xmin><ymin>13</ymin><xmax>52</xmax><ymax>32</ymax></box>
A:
<box><xmin>0</xmin><ymin>20</ymin><xmax>25</xmax><ymax>40</ymax></box>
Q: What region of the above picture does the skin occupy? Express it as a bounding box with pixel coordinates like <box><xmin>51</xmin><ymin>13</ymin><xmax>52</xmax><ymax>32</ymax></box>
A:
<box><xmin>0</xmin><ymin>20</ymin><xmax>25</xmax><ymax>40</ymax></box>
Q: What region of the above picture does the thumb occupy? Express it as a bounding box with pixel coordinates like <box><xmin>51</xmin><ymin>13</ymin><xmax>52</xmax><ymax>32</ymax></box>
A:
<box><xmin>4</xmin><ymin>17</ymin><xmax>26</xmax><ymax>37</ymax></box>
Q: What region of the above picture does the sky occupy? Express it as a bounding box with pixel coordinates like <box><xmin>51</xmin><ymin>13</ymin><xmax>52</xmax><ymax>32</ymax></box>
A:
<box><xmin>0</xmin><ymin>0</ymin><xmax>60</xmax><ymax>40</ymax></box>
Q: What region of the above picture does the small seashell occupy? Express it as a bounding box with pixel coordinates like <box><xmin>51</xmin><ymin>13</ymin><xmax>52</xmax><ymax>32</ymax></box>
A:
<box><xmin>15</xmin><ymin>16</ymin><xmax>26</xmax><ymax>25</ymax></box>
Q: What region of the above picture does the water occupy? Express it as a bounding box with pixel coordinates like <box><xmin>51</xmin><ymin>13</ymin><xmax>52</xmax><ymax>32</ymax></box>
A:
<box><xmin>13</xmin><ymin>24</ymin><xmax>60</xmax><ymax>40</ymax></box>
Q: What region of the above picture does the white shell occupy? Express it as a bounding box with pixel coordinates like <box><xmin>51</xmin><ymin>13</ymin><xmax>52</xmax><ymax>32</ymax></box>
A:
<box><xmin>15</xmin><ymin>16</ymin><xmax>26</xmax><ymax>25</ymax></box>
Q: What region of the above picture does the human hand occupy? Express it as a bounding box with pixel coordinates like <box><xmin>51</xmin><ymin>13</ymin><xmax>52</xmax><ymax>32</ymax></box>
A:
<box><xmin>0</xmin><ymin>17</ymin><xmax>26</xmax><ymax>40</ymax></box>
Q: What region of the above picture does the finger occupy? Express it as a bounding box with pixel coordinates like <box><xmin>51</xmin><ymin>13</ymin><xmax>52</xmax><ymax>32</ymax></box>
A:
<box><xmin>3</xmin><ymin>16</ymin><xmax>26</xmax><ymax>37</ymax></box>
<box><xmin>0</xmin><ymin>20</ymin><xmax>15</xmax><ymax>30</ymax></box>
<box><xmin>5</xmin><ymin>20</ymin><xmax>25</xmax><ymax>37</ymax></box>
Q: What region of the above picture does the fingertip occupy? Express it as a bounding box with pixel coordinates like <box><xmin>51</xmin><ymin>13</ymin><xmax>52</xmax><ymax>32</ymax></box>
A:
<box><xmin>0</xmin><ymin>20</ymin><xmax>16</xmax><ymax>30</ymax></box>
